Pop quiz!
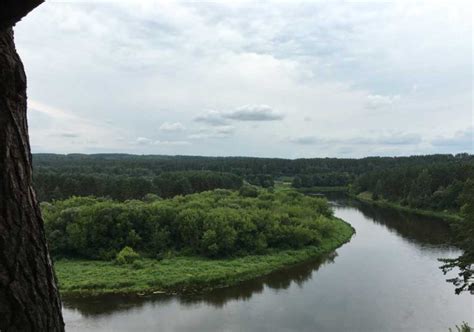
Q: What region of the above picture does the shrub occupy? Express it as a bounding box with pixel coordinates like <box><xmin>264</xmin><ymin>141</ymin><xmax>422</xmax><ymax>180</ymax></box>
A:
<box><xmin>132</xmin><ymin>260</ymin><xmax>145</xmax><ymax>270</ymax></box>
<box><xmin>115</xmin><ymin>246</ymin><xmax>140</xmax><ymax>265</ymax></box>
<box><xmin>239</xmin><ymin>185</ymin><xmax>259</xmax><ymax>197</ymax></box>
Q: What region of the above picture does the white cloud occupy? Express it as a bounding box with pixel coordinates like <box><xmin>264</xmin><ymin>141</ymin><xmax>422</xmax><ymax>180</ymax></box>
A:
<box><xmin>136</xmin><ymin>137</ymin><xmax>153</xmax><ymax>145</ymax></box>
<box><xmin>154</xmin><ymin>140</ymin><xmax>190</xmax><ymax>146</ymax></box>
<box><xmin>189</xmin><ymin>126</ymin><xmax>235</xmax><ymax>139</ymax></box>
<box><xmin>135</xmin><ymin>137</ymin><xmax>190</xmax><ymax>146</ymax></box>
<box><xmin>289</xmin><ymin>132</ymin><xmax>422</xmax><ymax>147</ymax></box>
<box><xmin>366</xmin><ymin>94</ymin><xmax>400</xmax><ymax>110</ymax></box>
<box><xmin>16</xmin><ymin>1</ymin><xmax>473</xmax><ymax>157</ymax></box>
<box><xmin>289</xmin><ymin>136</ymin><xmax>321</xmax><ymax>145</ymax></box>
<box><xmin>159</xmin><ymin>121</ymin><xmax>186</xmax><ymax>132</ymax></box>
<box><xmin>194</xmin><ymin>105</ymin><xmax>283</xmax><ymax>127</ymax></box>
<box><xmin>431</xmin><ymin>127</ymin><xmax>473</xmax><ymax>151</ymax></box>
<box><xmin>194</xmin><ymin>111</ymin><xmax>228</xmax><ymax>126</ymax></box>
<box><xmin>224</xmin><ymin>104</ymin><xmax>284</xmax><ymax>121</ymax></box>
<box><xmin>28</xmin><ymin>100</ymin><xmax>127</xmax><ymax>153</ymax></box>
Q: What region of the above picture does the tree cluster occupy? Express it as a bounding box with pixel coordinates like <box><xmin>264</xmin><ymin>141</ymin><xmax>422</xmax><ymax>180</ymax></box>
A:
<box><xmin>292</xmin><ymin>172</ymin><xmax>352</xmax><ymax>188</ymax></box>
<box><xmin>33</xmin><ymin>153</ymin><xmax>473</xmax><ymax>198</ymax></box>
<box><xmin>42</xmin><ymin>189</ymin><xmax>336</xmax><ymax>260</ymax></box>
<box><xmin>34</xmin><ymin>170</ymin><xmax>243</xmax><ymax>201</ymax></box>
<box><xmin>353</xmin><ymin>161</ymin><xmax>474</xmax><ymax>211</ymax></box>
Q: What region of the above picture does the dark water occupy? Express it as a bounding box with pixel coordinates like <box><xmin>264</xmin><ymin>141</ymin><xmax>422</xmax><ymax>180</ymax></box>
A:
<box><xmin>63</xmin><ymin>200</ymin><xmax>473</xmax><ymax>331</ymax></box>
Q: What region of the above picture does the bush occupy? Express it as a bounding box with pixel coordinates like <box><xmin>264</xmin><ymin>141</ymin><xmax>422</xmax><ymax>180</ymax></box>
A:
<box><xmin>239</xmin><ymin>185</ymin><xmax>259</xmax><ymax>197</ymax></box>
<box><xmin>115</xmin><ymin>246</ymin><xmax>140</xmax><ymax>265</ymax></box>
<box><xmin>132</xmin><ymin>260</ymin><xmax>145</xmax><ymax>269</ymax></box>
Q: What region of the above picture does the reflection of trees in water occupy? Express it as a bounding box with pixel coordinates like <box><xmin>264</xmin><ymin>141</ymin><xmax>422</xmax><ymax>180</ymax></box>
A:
<box><xmin>63</xmin><ymin>252</ymin><xmax>338</xmax><ymax>317</ymax></box>
<box><xmin>63</xmin><ymin>199</ymin><xmax>457</xmax><ymax>319</ymax></box>
<box><xmin>348</xmin><ymin>199</ymin><xmax>454</xmax><ymax>246</ymax></box>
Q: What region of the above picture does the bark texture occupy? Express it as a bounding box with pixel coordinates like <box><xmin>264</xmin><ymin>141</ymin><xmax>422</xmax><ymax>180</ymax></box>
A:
<box><xmin>0</xmin><ymin>28</ymin><xmax>65</xmax><ymax>331</ymax></box>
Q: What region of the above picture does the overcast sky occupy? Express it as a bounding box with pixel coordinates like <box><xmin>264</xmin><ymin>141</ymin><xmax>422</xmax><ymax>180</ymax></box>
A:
<box><xmin>15</xmin><ymin>0</ymin><xmax>473</xmax><ymax>158</ymax></box>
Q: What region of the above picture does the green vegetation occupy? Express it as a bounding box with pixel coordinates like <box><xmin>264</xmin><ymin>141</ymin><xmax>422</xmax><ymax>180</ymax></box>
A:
<box><xmin>35</xmin><ymin>170</ymin><xmax>242</xmax><ymax>201</ymax></box>
<box><xmin>355</xmin><ymin>183</ymin><xmax>473</xmax><ymax>294</ymax></box>
<box><xmin>354</xmin><ymin>192</ymin><xmax>462</xmax><ymax>222</ymax></box>
<box><xmin>115</xmin><ymin>246</ymin><xmax>140</xmax><ymax>265</ymax></box>
<box><xmin>440</xmin><ymin>179</ymin><xmax>474</xmax><ymax>294</ymax></box>
<box><xmin>352</xmin><ymin>159</ymin><xmax>473</xmax><ymax>212</ymax></box>
<box><xmin>351</xmin><ymin>160</ymin><xmax>474</xmax><ymax>294</ymax></box>
<box><xmin>43</xmin><ymin>189</ymin><xmax>343</xmax><ymax>261</ymax></box>
<box><xmin>55</xmin><ymin>221</ymin><xmax>353</xmax><ymax>296</ymax></box>
<box><xmin>292</xmin><ymin>173</ymin><xmax>351</xmax><ymax>188</ymax></box>
<box><xmin>34</xmin><ymin>153</ymin><xmax>473</xmax><ymax>201</ymax></box>
<box><xmin>449</xmin><ymin>322</ymin><xmax>472</xmax><ymax>332</ymax></box>
<box><xmin>36</xmin><ymin>152</ymin><xmax>473</xmax><ymax>294</ymax></box>
<box><xmin>44</xmin><ymin>189</ymin><xmax>354</xmax><ymax>295</ymax></box>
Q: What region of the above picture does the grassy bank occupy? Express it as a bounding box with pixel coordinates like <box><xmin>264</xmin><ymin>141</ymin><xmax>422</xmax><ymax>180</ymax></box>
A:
<box><xmin>55</xmin><ymin>218</ymin><xmax>354</xmax><ymax>296</ymax></box>
<box><xmin>354</xmin><ymin>192</ymin><xmax>462</xmax><ymax>222</ymax></box>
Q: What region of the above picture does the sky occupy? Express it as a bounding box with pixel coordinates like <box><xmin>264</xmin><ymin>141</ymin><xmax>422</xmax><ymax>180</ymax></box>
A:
<box><xmin>15</xmin><ymin>0</ymin><xmax>473</xmax><ymax>158</ymax></box>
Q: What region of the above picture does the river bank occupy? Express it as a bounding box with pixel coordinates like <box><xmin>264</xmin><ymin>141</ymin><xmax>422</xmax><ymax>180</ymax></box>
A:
<box><xmin>62</xmin><ymin>199</ymin><xmax>473</xmax><ymax>332</ymax></box>
<box><xmin>353</xmin><ymin>192</ymin><xmax>462</xmax><ymax>223</ymax></box>
<box><xmin>55</xmin><ymin>218</ymin><xmax>354</xmax><ymax>297</ymax></box>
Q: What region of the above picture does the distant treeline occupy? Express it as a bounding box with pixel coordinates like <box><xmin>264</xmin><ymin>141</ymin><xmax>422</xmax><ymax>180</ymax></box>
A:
<box><xmin>292</xmin><ymin>172</ymin><xmax>352</xmax><ymax>187</ymax></box>
<box><xmin>33</xmin><ymin>153</ymin><xmax>473</xmax><ymax>200</ymax></box>
<box><xmin>34</xmin><ymin>170</ymin><xmax>242</xmax><ymax>201</ymax></box>
<box><xmin>353</xmin><ymin>161</ymin><xmax>474</xmax><ymax>211</ymax></box>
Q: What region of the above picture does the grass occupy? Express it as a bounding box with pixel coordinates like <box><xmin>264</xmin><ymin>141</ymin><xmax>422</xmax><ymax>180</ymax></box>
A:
<box><xmin>354</xmin><ymin>192</ymin><xmax>462</xmax><ymax>222</ymax></box>
<box><xmin>55</xmin><ymin>218</ymin><xmax>354</xmax><ymax>296</ymax></box>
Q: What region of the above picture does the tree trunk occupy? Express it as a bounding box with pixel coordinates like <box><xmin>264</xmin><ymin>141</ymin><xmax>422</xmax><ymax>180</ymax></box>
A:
<box><xmin>0</xmin><ymin>28</ymin><xmax>64</xmax><ymax>331</ymax></box>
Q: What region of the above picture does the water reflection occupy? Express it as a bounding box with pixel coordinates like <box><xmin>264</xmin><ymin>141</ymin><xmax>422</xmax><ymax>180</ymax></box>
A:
<box><xmin>63</xmin><ymin>252</ymin><xmax>337</xmax><ymax>316</ymax></box>
<box><xmin>343</xmin><ymin>200</ymin><xmax>454</xmax><ymax>246</ymax></box>
<box><xmin>63</xmin><ymin>199</ymin><xmax>473</xmax><ymax>331</ymax></box>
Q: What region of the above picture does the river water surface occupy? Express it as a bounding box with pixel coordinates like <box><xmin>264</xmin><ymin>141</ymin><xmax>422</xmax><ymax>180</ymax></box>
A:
<box><xmin>63</xmin><ymin>199</ymin><xmax>473</xmax><ymax>331</ymax></box>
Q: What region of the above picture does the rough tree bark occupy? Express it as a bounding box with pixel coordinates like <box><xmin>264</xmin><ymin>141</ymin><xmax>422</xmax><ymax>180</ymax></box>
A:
<box><xmin>0</xmin><ymin>2</ymin><xmax>65</xmax><ymax>331</ymax></box>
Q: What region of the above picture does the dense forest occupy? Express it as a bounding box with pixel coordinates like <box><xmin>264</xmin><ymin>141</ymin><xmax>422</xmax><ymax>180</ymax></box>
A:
<box><xmin>34</xmin><ymin>170</ymin><xmax>242</xmax><ymax>201</ymax></box>
<box><xmin>352</xmin><ymin>160</ymin><xmax>474</xmax><ymax>211</ymax></box>
<box><xmin>42</xmin><ymin>188</ymin><xmax>336</xmax><ymax>260</ymax></box>
<box><xmin>33</xmin><ymin>153</ymin><xmax>473</xmax><ymax>201</ymax></box>
<box><xmin>34</xmin><ymin>152</ymin><xmax>473</xmax><ymax>294</ymax></box>
<box><xmin>33</xmin><ymin>152</ymin><xmax>474</xmax><ymax>217</ymax></box>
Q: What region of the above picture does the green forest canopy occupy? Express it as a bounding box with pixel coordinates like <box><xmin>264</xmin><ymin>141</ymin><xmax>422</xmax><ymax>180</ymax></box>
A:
<box><xmin>33</xmin><ymin>153</ymin><xmax>473</xmax><ymax>208</ymax></box>
<box><xmin>35</xmin><ymin>153</ymin><xmax>474</xmax><ymax>294</ymax></box>
<box><xmin>42</xmin><ymin>189</ymin><xmax>340</xmax><ymax>260</ymax></box>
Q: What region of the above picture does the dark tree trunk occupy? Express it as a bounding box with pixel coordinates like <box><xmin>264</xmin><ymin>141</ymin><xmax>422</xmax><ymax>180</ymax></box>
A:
<box><xmin>0</xmin><ymin>27</ymin><xmax>65</xmax><ymax>331</ymax></box>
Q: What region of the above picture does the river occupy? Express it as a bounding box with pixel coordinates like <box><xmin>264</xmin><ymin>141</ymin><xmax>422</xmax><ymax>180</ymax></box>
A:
<box><xmin>62</xmin><ymin>198</ymin><xmax>473</xmax><ymax>331</ymax></box>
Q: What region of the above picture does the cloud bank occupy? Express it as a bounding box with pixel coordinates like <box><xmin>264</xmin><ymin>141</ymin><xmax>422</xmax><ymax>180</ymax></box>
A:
<box><xmin>16</xmin><ymin>1</ymin><xmax>472</xmax><ymax>157</ymax></box>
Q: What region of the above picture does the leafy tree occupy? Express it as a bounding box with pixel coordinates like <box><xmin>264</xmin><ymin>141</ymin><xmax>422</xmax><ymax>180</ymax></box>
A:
<box><xmin>449</xmin><ymin>322</ymin><xmax>472</xmax><ymax>332</ymax></box>
<box><xmin>239</xmin><ymin>184</ymin><xmax>259</xmax><ymax>197</ymax></box>
<box><xmin>440</xmin><ymin>179</ymin><xmax>474</xmax><ymax>294</ymax></box>
<box><xmin>373</xmin><ymin>179</ymin><xmax>383</xmax><ymax>201</ymax></box>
